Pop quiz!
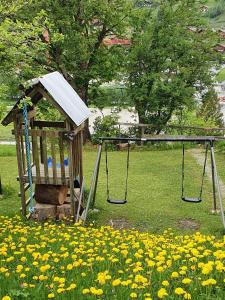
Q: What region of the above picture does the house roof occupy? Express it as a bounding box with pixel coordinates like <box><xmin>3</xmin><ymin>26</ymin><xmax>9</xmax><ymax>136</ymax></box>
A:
<box><xmin>2</xmin><ymin>71</ymin><xmax>91</xmax><ymax>126</ymax></box>
<box><xmin>103</xmin><ymin>38</ymin><xmax>131</xmax><ymax>46</ymax></box>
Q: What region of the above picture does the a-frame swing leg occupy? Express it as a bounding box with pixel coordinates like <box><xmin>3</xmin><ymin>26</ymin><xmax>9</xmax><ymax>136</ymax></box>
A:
<box><xmin>210</xmin><ymin>143</ymin><xmax>225</xmax><ymax>230</ymax></box>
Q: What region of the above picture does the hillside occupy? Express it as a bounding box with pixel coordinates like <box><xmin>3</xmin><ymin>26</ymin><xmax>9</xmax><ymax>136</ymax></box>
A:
<box><xmin>205</xmin><ymin>0</ymin><xmax>225</xmax><ymax>29</ymax></box>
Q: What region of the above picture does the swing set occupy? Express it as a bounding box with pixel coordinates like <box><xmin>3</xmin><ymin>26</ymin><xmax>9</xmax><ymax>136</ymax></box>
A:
<box><xmin>84</xmin><ymin>136</ymin><xmax>225</xmax><ymax>229</ymax></box>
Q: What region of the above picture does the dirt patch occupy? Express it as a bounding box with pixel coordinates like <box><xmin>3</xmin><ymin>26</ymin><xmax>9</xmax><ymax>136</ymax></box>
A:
<box><xmin>108</xmin><ymin>218</ymin><xmax>132</xmax><ymax>230</ymax></box>
<box><xmin>177</xmin><ymin>218</ymin><xmax>200</xmax><ymax>230</ymax></box>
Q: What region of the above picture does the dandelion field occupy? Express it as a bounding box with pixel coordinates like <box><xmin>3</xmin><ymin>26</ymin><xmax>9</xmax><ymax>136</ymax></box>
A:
<box><xmin>0</xmin><ymin>148</ymin><xmax>225</xmax><ymax>299</ymax></box>
<box><xmin>0</xmin><ymin>216</ymin><xmax>224</xmax><ymax>300</ymax></box>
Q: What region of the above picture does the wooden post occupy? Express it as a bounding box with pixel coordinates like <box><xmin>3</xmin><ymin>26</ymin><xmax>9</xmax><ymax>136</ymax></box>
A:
<box><xmin>79</xmin><ymin>131</ymin><xmax>83</xmax><ymax>188</ymax></box>
<box><xmin>51</xmin><ymin>139</ymin><xmax>57</xmax><ymax>185</ymax></box>
<box><xmin>67</xmin><ymin>121</ymin><xmax>75</xmax><ymax>220</ymax></box>
<box><xmin>14</xmin><ymin>119</ymin><xmax>26</xmax><ymax>216</ymax></box>
<box><xmin>141</xmin><ymin>126</ymin><xmax>144</xmax><ymax>146</ymax></box>
<box><xmin>32</xmin><ymin>131</ymin><xmax>40</xmax><ymax>184</ymax></box>
<box><xmin>20</xmin><ymin>133</ymin><xmax>26</xmax><ymax>173</ymax></box>
<box><xmin>59</xmin><ymin>135</ymin><xmax>66</xmax><ymax>185</ymax></box>
<box><xmin>42</xmin><ymin>131</ymin><xmax>49</xmax><ymax>184</ymax></box>
<box><xmin>39</xmin><ymin>126</ymin><xmax>44</xmax><ymax>163</ymax></box>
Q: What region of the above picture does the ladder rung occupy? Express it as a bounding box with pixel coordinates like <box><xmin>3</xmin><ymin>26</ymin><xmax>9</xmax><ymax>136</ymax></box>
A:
<box><xmin>18</xmin><ymin>183</ymin><xmax>30</xmax><ymax>196</ymax></box>
<box><xmin>20</xmin><ymin>193</ymin><xmax>35</xmax><ymax>211</ymax></box>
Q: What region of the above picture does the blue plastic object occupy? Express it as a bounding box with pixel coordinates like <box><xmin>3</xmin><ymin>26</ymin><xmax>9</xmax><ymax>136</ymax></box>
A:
<box><xmin>47</xmin><ymin>157</ymin><xmax>52</xmax><ymax>167</ymax></box>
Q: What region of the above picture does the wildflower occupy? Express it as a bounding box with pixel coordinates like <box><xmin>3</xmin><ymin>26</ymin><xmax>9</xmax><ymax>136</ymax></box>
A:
<box><xmin>130</xmin><ymin>292</ymin><xmax>138</xmax><ymax>298</ymax></box>
<box><xmin>175</xmin><ymin>287</ymin><xmax>185</xmax><ymax>295</ymax></box>
<box><xmin>112</xmin><ymin>279</ymin><xmax>121</xmax><ymax>286</ymax></box>
<box><xmin>2</xmin><ymin>296</ymin><xmax>11</xmax><ymax>300</ymax></box>
<box><xmin>82</xmin><ymin>289</ymin><xmax>90</xmax><ymax>295</ymax></box>
<box><xmin>184</xmin><ymin>293</ymin><xmax>192</xmax><ymax>299</ymax></box>
<box><xmin>90</xmin><ymin>287</ymin><xmax>103</xmax><ymax>296</ymax></box>
<box><xmin>162</xmin><ymin>280</ymin><xmax>169</xmax><ymax>287</ymax></box>
<box><xmin>158</xmin><ymin>288</ymin><xmax>168</xmax><ymax>298</ymax></box>
<box><xmin>171</xmin><ymin>272</ymin><xmax>179</xmax><ymax>278</ymax></box>
<box><xmin>66</xmin><ymin>264</ymin><xmax>73</xmax><ymax>270</ymax></box>
<box><xmin>202</xmin><ymin>279</ymin><xmax>217</xmax><ymax>286</ymax></box>
<box><xmin>47</xmin><ymin>293</ymin><xmax>55</xmax><ymax>299</ymax></box>
<box><xmin>182</xmin><ymin>278</ymin><xmax>192</xmax><ymax>285</ymax></box>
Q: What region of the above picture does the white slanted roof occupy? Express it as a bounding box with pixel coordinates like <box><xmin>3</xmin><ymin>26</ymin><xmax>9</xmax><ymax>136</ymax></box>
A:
<box><xmin>39</xmin><ymin>71</ymin><xmax>90</xmax><ymax>126</ymax></box>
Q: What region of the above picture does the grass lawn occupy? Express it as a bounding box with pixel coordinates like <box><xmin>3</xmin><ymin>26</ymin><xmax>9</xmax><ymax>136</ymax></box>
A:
<box><xmin>0</xmin><ymin>145</ymin><xmax>223</xmax><ymax>235</ymax></box>
<box><xmin>0</xmin><ymin>124</ymin><xmax>14</xmax><ymax>141</ymax></box>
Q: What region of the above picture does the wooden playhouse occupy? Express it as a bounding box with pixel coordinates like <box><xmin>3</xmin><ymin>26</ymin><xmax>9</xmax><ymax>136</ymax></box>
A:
<box><xmin>1</xmin><ymin>71</ymin><xmax>90</xmax><ymax>220</ymax></box>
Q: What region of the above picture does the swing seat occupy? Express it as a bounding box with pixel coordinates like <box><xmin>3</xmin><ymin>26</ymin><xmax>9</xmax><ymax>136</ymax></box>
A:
<box><xmin>107</xmin><ymin>198</ymin><xmax>127</xmax><ymax>205</ymax></box>
<box><xmin>182</xmin><ymin>197</ymin><xmax>202</xmax><ymax>203</ymax></box>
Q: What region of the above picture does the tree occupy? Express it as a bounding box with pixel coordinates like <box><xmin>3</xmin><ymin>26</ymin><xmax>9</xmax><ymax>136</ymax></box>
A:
<box><xmin>0</xmin><ymin>0</ymin><xmax>133</xmax><ymax>138</ymax></box>
<box><xmin>128</xmin><ymin>0</ymin><xmax>221</xmax><ymax>132</ymax></box>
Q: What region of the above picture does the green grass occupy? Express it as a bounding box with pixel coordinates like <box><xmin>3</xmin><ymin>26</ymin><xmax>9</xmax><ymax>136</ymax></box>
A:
<box><xmin>0</xmin><ymin>124</ymin><xmax>14</xmax><ymax>141</ymax></box>
<box><xmin>85</xmin><ymin>149</ymin><xmax>223</xmax><ymax>235</ymax></box>
<box><xmin>0</xmin><ymin>147</ymin><xmax>224</xmax><ymax>235</ymax></box>
<box><xmin>216</xmin><ymin>68</ymin><xmax>225</xmax><ymax>82</ymax></box>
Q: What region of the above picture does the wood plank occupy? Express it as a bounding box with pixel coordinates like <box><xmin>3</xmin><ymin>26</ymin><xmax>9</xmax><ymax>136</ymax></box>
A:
<box><xmin>79</xmin><ymin>132</ymin><xmax>83</xmax><ymax>186</ymax></box>
<box><xmin>33</xmin><ymin>131</ymin><xmax>40</xmax><ymax>183</ymax></box>
<box><xmin>20</xmin><ymin>132</ymin><xmax>26</xmax><ymax>174</ymax></box>
<box><xmin>51</xmin><ymin>139</ymin><xmax>57</xmax><ymax>185</ymax></box>
<box><xmin>12</xmin><ymin>129</ymin><xmax>62</xmax><ymax>137</ymax></box>
<box><xmin>59</xmin><ymin>136</ymin><xmax>66</xmax><ymax>185</ymax></box>
<box><xmin>33</xmin><ymin>120</ymin><xmax>65</xmax><ymax>128</ymax></box>
<box><xmin>18</xmin><ymin>183</ymin><xmax>30</xmax><ymax>196</ymax></box>
<box><xmin>14</xmin><ymin>119</ymin><xmax>26</xmax><ymax>216</ymax></box>
<box><xmin>42</xmin><ymin>131</ymin><xmax>49</xmax><ymax>184</ymax></box>
<box><xmin>67</xmin><ymin>121</ymin><xmax>75</xmax><ymax>220</ymax></box>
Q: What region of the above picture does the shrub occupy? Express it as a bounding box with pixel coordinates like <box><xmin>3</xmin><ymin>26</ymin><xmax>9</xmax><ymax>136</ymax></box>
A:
<box><xmin>91</xmin><ymin>114</ymin><xmax>121</xmax><ymax>144</ymax></box>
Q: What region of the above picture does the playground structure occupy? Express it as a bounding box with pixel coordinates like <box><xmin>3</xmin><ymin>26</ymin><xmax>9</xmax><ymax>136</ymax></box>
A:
<box><xmin>84</xmin><ymin>136</ymin><xmax>225</xmax><ymax>230</ymax></box>
<box><xmin>1</xmin><ymin>71</ymin><xmax>90</xmax><ymax>220</ymax></box>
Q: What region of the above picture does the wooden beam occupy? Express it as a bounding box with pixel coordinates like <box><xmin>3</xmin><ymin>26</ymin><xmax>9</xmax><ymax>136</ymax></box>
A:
<box><xmin>14</xmin><ymin>119</ymin><xmax>26</xmax><ymax>216</ymax></box>
<box><xmin>33</xmin><ymin>120</ymin><xmax>65</xmax><ymax>128</ymax></box>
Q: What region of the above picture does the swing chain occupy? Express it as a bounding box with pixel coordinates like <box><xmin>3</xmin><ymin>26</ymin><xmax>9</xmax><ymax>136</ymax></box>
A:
<box><xmin>105</xmin><ymin>141</ymin><xmax>130</xmax><ymax>204</ymax></box>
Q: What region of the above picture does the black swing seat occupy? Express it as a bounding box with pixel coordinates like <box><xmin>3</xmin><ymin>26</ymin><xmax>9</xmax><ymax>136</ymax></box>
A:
<box><xmin>107</xmin><ymin>198</ymin><xmax>127</xmax><ymax>205</ymax></box>
<box><xmin>182</xmin><ymin>197</ymin><xmax>202</xmax><ymax>203</ymax></box>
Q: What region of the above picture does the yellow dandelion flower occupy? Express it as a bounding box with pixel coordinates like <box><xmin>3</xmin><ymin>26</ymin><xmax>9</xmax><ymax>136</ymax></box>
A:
<box><xmin>112</xmin><ymin>279</ymin><xmax>121</xmax><ymax>286</ymax></box>
<box><xmin>162</xmin><ymin>280</ymin><xmax>169</xmax><ymax>287</ymax></box>
<box><xmin>2</xmin><ymin>296</ymin><xmax>11</xmax><ymax>300</ymax></box>
<box><xmin>82</xmin><ymin>289</ymin><xmax>90</xmax><ymax>295</ymax></box>
<box><xmin>175</xmin><ymin>287</ymin><xmax>185</xmax><ymax>295</ymax></box>
<box><xmin>158</xmin><ymin>288</ymin><xmax>168</xmax><ymax>298</ymax></box>
<box><xmin>184</xmin><ymin>293</ymin><xmax>192</xmax><ymax>299</ymax></box>
<box><xmin>130</xmin><ymin>292</ymin><xmax>138</xmax><ymax>298</ymax></box>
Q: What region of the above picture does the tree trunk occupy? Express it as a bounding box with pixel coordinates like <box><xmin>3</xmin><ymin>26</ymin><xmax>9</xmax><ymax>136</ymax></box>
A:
<box><xmin>35</xmin><ymin>184</ymin><xmax>68</xmax><ymax>205</ymax></box>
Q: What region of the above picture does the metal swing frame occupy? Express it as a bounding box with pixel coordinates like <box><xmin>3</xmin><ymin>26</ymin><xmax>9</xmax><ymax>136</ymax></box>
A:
<box><xmin>83</xmin><ymin>136</ymin><xmax>225</xmax><ymax>229</ymax></box>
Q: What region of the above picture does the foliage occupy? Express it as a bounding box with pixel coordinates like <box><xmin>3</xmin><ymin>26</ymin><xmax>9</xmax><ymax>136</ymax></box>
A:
<box><xmin>128</xmin><ymin>0</ymin><xmax>220</xmax><ymax>133</ymax></box>
<box><xmin>198</xmin><ymin>90</ymin><xmax>224</xmax><ymax>127</ymax></box>
<box><xmin>35</xmin><ymin>99</ymin><xmax>63</xmax><ymax>121</ymax></box>
<box><xmin>0</xmin><ymin>216</ymin><xmax>224</xmax><ymax>299</ymax></box>
<box><xmin>0</xmin><ymin>103</ymin><xmax>8</xmax><ymax>122</ymax></box>
<box><xmin>89</xmin><ymin>86</ymin><xmax>133</xmax><ymax>109</ymax></box>
<box><xmin>168</xmin><ymin>108</ymin><xmax>223</xmax><ymax>135</ymax></box>
<box><xmin>91</xmin><ymin>114</ymin><xmax>120</xmax><ymax>144</ymax></box>
<box><xmin>0</xmin><ymin>0</ymin><xmax>133</xmax><ymax>106</ymax></box>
